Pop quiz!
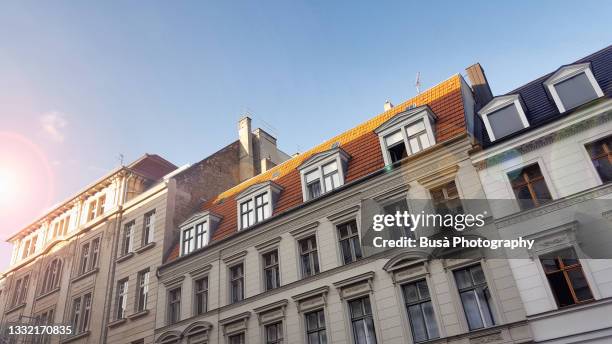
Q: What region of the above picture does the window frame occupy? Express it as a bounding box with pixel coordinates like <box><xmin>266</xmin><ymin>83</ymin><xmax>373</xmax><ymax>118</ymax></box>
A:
<box><xmin>40</xmin><ymin>258</ymin><xmax>62</xmax><ymax>295</ymax></box>
<box><xmin>478</xmin><ymin>94</ymin><xmax>529</xmax><ymax>142</ymax></box>
<box><xmin>77</xmin><ymin>236</ymin><xmax>101</xmax><ymax>276</ymax></box>
<box><xmin>304</xmin><ymin>309</ymin><xmax>327</xmax><ymax>344</ymax></box>
<box><xmin>401</xmin><ymin>279</ymin><xmax>440</xmax><ymax>343</ymax></box>
<box><xmin>584</xmin><ymin>134</ymin><xmax>612</xmax><ymax>185</ymax></box>
<box><xmin>298</xmin><ymin>148</ymin><xmax>350</xmax><ymax>201</ymax></box>
<box><xmin>71</xmin><ymin>291</ymin><xmax>93</xmax><ymax>335</ymax></box>
<box><xmin>9</xmin><ymin>274</ymin><xmax>30</xmax><ymax>308</ymax></box>
<box><xmin>167</xmin><ymin>286</ymin><xmax>182</xmax><ymax>325</ymax></box>
<box><xmin>136</xmin><ymin>269</ymin><xmax>150</xmax><ymax>312</ymax></box>
<box><xmin>142</xmin><ymin>210</ymin><xmax>156</xmax><ymax>246</ymax></box>
<box><xmin>375</xmin><ymin>106</ymin><xmax>437</xmax><ymax>165</ymax></box>
<box><xmin>544</xmin><ymin>63</ymin><xmax>604</xmax><ymax>113</ymax></box>
<box><xmin>229</xmin><ymin>263</ymin><xmax>245</xmax><ymax>304</ymax></box>
<box><xmin>264</xmin><ymin>321</ymin><xmax>283</xmax><ymax>344</ymax></box>
<box><xmin>506</xmin><ymin>162</ymin><xmax>554</xmax><ymax>210</ymax></box>
<box><xmin>115</xmin><ymin>278</ymin><xmax>129</xmax><ymax>320</ymax></box>
<box><xmin>298</xmin><ymin>235</ymin><xmax>320</xmax><ymax>278</ymax></box>
<box><xmin>235</xmin><ymin>181</ymin><xmax>282</xmax><ymax>230</ymax></box>
<box><xmin>337</xmin><ymin>219</ymin><xmax>363</xmax><ymax>265</ymax></box>
<box><xmin>178</xmin><ymin>212</ymin><xmax>221</xmax><ymax>257</ymax></box>
<box><xmin>453</xmin><ymin>264</ymin><xmax>496</xmax><ymax>331</ymax></box>
<box><xmin>262</xmin><ymin>249</ymin><xmax>281</xmax><ymax>291</ymax></box>
<box><xmin>539</xmin><ymin>248</ymin><xmax>594</xmax><ymax>308</ymax></box>
<box><xmin>121</xmin><ymin>221</ymin><xmax>135</xmax><ymax>256</ymax></box>
<box><xmin>193</xmin><ymin>276</ymin><xmax>209</xmax><ymax>316</ymax></box>
<box><xmin>347</xmin><ymin>296</ymin><xmax>378</xmax><ymax>344</ymax></box>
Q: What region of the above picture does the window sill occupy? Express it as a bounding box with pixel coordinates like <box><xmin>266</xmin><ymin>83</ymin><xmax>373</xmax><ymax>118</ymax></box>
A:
<box><xmin>5</xmin><ymin>303</ymin><xmax>26</xmax><ymax>314</ymax></box>
<box><xmin>127</xmin><ymin>309</ymin><xmax>149</xmax><ymax>320</ymax></box>
<box><xmin>116</xmin><ymin>252</ymin><xmax>134</xmax><ymax>263</ymax></box>
<box><xmin>135</xmin><ymin>242</ymin><xmax>156</xmax><ymax>254</ymax></box>
<box><xmin>60</xmin><ymin>331</ymin><xmax>90</xmax><ymax>343</ymax></box>
<box><xmin>36</xmin><ymin>287</ymin><xmax>60</xmax><ymax>301</ymax></box>
<box><xmin>107</xmin><ymin>318</ymin><xmax>127</xmax><ymax>328</ymax></box>
<box><xmin>71</xmin><ymin>268</ymin><xmax>99</xmax><ymax>283</ymax></box>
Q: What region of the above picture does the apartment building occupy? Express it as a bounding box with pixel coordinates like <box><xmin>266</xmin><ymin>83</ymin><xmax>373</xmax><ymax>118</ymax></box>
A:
<box><xmin>153</xmin><ymin>74</ymin><xmax>533</xmax><ymax>344</ymax></box>
<box><xmin>0</xmin><ymin>119</ymin><xmax>290</xmax><ymax>344</ymax></box>
<box><xmin>471</xmin><ymin>45</ymin><xmax>612</xmax><ymax>343</ymax></box>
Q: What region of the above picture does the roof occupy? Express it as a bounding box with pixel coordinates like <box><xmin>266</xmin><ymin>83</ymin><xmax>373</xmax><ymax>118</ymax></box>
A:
<box><xmin>166</xmin><ymin>74</ymin><xmax>467</xmax><ymax>262</ymax></box>
<box><xmin>476</xmin><ymin>45</ymin><xmax>612</xmax><ymax>147</ymax></box>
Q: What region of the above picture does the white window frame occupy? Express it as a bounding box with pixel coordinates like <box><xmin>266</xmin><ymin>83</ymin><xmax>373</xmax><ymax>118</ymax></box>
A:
<box><xmin>142</xmin><ymin>210</ymin><xmax>156</xmax><ymax>245</ymax></box>
<box><xmin>544</xmin><ymin>63</ymin><xmax>604</xmax><ymax>114</ymax></box>
<box><xmin>116</xmin><ymin>278</ymin><xmax>129</xmax><ymax>319</ymax></box>
<box><xmin>478</xmin><ymin>94</ymin><xmax>529</xmax><ymax>142</ymax></box>
<box><xmin>375</xmin><ymin>106</ymin><xmax>437</xmax><ymax>165</ymax></box>
<box><xmin>179</xmin><ymin>211</ymin><xmax>221</xmax><ymax>256</ymax></box>
<box><xmin>235</xmin><ymin>181</ymin><xmax>282</xmax><ymax>230</ymax></box>
<box><xmin>298</xmin><ymin>148</ymin><xmax>350</xmax><ymax>201</ymax></box>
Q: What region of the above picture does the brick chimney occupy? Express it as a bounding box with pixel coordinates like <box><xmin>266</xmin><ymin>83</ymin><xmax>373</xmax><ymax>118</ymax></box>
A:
<box><xmin>238</xmin><ymin>116</ymin><xmax>255</xmax><ymax>181</ymax></box>
<box><xmin>465</xmin><ymin>63</ymin><xmax>493</xmax><ymax>111</ymax></box>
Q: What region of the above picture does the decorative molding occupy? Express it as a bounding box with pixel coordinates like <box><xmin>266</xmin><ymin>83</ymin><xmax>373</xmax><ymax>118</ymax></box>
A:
<box><xmin>36</xmin><ymin>287</ymin><xmax>60</xmax><ymax>301</ymax></box>
<box><xmin>127</xmin><ymin>309</ymin><xmax>149</xmax><ymax>320</ymax></box>
<box><xmin>469</xmin><ymin>331</ymin><xmax>503</xmax><ymax>344</ymax></box>
<box><xmin>417</xmin><ymin>164</ymin><xmax>459</xmax><ymax>189</ymax></box>
<box><xmin>189</xmin><ymin>264</ymin><xmax>212</xmax><ymax>277</ymax></box>
<box><xmin>333</xmin><ymin>271</ymin><xmax>375</xmax><ymax>299</ymax></box>
<box><xmin>327</xmin><ymin>205</ymin><xmax>360</xmax><ymax>224</ymax></box>
<box><xmin>254</xmin><ymin>299</ymin><xmax>288</xmax><ymax>325</ymax></box>
<box><xmin>70</xmin><ymin>267</ymin><xmax>99</xmax><ymax>284</ymax></box>
<box><xmin>292</xmin><ymin>286</ymin><xmax>329</xmax><ymax>302</ymax></box>
<box><xmin>221</xmin><ymin>250</ymin><xmax>247</xmax><ymax>265</ymax></box>
<box><xmin>255</xmin><ymin>236</ymin><xmax>282</xmax><ymax>252</ymax></box>
<box><xmin>297</xmin><ymin>147</ymin><xmax>351</xmax><ymax>172</ymax></box>
<box><xmin>107</xmin><ymin>318</ymin><xmax>127</xmax><ymax>328</ymax></box>
<box><xmin>289</xmin><ymin>221</ymin><xmax>319</xmax><ymax>238</ymax></box>
<box><xmin>135</xmin><ymin>242</ymin><xmax>156</xmax><ymax>254</ymax></box>
<box><xmin>161</xmin><ymin>275</ymin><xmax>185</xmax><ymax>288</ymax></box>
<box><xmin>219</xmin><ymin>311</ymin><xmax>251</xmax><ymax>336</ymax></box>
<box><xmin>116</xmin><ymin>252</ymin><xmax>134</xmax><ymax>263</ymax></box>
<box><xmin>253</xmin><ymin>299</ymin><xmax>288</xmax><ymax>315</ymax></box>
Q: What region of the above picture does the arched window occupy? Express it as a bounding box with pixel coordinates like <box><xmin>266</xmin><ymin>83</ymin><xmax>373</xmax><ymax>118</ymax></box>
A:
<box><xmin>41</xmin><ymin>259</ymin><xmax>62</xmax><ymax>294</ymax></box>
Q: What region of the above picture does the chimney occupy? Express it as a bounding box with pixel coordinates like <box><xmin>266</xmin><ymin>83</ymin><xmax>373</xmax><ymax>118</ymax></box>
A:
<box><xmin>384</xmin><ymin>100</ymin><xmax>394</xmax><ymax>111</ymax></box>
<box><xmin>466</xmin><ymin>63</ymin><xmax>493</xmax><ymax>110</ymax></box>
<box><xmin>238</xmin><ymin>116</ymin><xmax>255</xmax><ymax>181</ymax></box>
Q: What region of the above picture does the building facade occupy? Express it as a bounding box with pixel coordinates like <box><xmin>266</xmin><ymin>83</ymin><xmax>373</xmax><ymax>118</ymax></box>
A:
<box><xmin>472</xmin><ymin>46</ymin><xmax>612</xmax><ymax>343</ymax></box>
<box><xmin>153</xmin><ymin>74</ymin><xmax>533</xmax><ymax>344</ymax></box>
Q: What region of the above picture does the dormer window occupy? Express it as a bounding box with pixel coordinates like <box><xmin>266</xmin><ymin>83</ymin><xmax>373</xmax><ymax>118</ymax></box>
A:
<box><xmin>478</xmin><ymin>94</ymin><xmax>529</xmax><ymax>141</ymax></box>
<box><xmin>544</xmin><ymin>63</ymin><xmax>604</xmax><ymax>113</ymax></box>
<box><xmin>298</xmin><ymin>147</ymin><xmax>350</xmax><ymax>201</ymax></box>
<box><xmin>375</xmin><ymin>105</ymin><xmax>437</xmax><ymax>165</ymax></box>
<box><xmin>236</xmin><ymin>181</ymin><xmax>282</xmax><ymax>230</ymax></box>
<box><xmin>179</xmin><ymin>211</ymin><xmax>221</xmax><ymax>256</ymax></box>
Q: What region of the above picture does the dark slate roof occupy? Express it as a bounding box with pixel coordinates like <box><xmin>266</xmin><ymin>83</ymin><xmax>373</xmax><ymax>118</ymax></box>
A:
<box><xmin>476</xmin><ymin>45</ymin><xmax>612</xmax><ymax>147</ymax></box>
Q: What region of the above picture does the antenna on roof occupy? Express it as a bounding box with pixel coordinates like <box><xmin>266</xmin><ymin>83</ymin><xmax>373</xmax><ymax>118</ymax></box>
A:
<box><xmin>415</xmin><ymin>72</ymin><xmax>421</xmax><ymax>94</ymax></box>
<box><xmin>118</xmin><ymin>154</ymin><xmax>124</xmax><ymax>166</ymax></box>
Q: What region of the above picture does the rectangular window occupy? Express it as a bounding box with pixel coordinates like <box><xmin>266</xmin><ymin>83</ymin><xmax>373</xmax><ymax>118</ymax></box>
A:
<box><xmin>35</xmin><ymin>308</ymin><xmax>55</xmax><ymax>344</ymax></box>
<box><xmin>52</xmin><ymin>222</ymin><xmax>60</xmax><ymax>239</ymax></box>
<box><xmin>402</xmin><ymin>280</ymin><xmax>439</xmax><ymax>342</ymax></box>
<box><xmin>405</xmin><ymin>120</ymin><xmax>431</xmax><ymax>154</ymax></box>
<box><xmin>338</xmin><ymin>220</ymin><xmax>363</xmax><ymax>265</ymax></box>
<box><xmin>540</xmin><ymin>248</ymin><xmax>593</xmax><ymax>308</ymax></box>
<box><xmin>487</xmin><ymin>104</ymin><xmax>526</xmax><ymax>140</ymax></box>
<box><xmin>454</xmin><ymin>265</ymin><xmax>495</xmax><ymax>330</ymax></box>
<box><xmin>136</xmin><ymin>269</ymin><xmax>150</xmax><ymax>312</ymax></box>
<box><xmin>255</xmin><ymin>193</ymin><xmax>271</xmax><ymax>222</ymax></box>
<box><xmin>430</xmin><ymin>181</ymin><xmax>463</xmax><ymax>216</ymax></box>
<box><xmin>585</xmin><ymin>136</ymin><xmax>612</xmax><ymax>183</ymax></box>
<box><xmin>263</xmin><ymin>250</ymin><xmax>280</xmax><ymax>291</ymax></box>
<box><xmin>230</xmin><ymin>264</ymin><xmax>244</xmax><ymax>303</ymax></box>
<box><xmin>555</xmin><ymin>72</ymin><xmax>599</xmax><ymax>111</ymax></box>
<box><xmin>10</xmin><ymin>275</ymin><xmax>29</xmax><ymax>308</ymax></box>
<box><xmin>22</xmin><ymin>239</ymin><xmax>31</xmax><ymax>259</ymax></box>
<box><xmin>195</xmin><ymin>222</ymin><xmax>208</xmax><ymax>250</ymax></box>
<box><xmin>121</xmin><ymin>222</ymin><xmax>134</xmax><ymax>256</ymax></box>
<box><xmin>349</xmin><ymin>296</ymin><xmax>377</xmax><ymax>344</ymax></box>
<box><xmin>299</xmin><ymin>236</ymin><xmax>320</xmax><ymax>278</ymax></box>
<box><xmin>96</xmin><ymin>195</ymin><xmax>106</xmax><ymax>216</ymax></box>
<box><xmin>168</xmin><ymin>287</ymin><xmax>181</xmax><ymax>324</ymax></box>
<box><xmin>79</xmin><ymin>242</ymin><xmax>90</xmax><ymax>275</ymax></box>
<box><xmin>508</xmin><ymin>164</ymin><xmax>552</xmax><ymax>210</ymax></box>
<box><xmin>322</xmin><ymin>161</ymin><xmax>341</xmax><ymax>192</ymax></box>
<box><xmin>383</xmin><ymin>199</ymin><xmax>414</xmax><ymax>238</ymax></box>
<box><xmin>87</xmin><ymin>200</ymin><xmax>97</xmax><ymax>221</ymax></box>
<box><xmin>305</xmin><ymin>170</ymin><xmax>322</xmax><ymax>199</ymax></box>
<box><xmin>385</xmin><ymin>130</ymin><xmax>407</xmax><ymax>163</ymax></box>
<box><xmin>90</xmin><ymin>238</ymin><xmax>100</xmax><ymax>270</ymax></box>
<box><xmin>116</xmin><ymin>279</ymin><xmax>128</xmax><ymax>319</ymax></box>
<box><xmin>240</xmin><ymin>199</ymin><xmax>254</xmax><ymax>229</ymax></box>
<box><xmin>182</xmin><ymin>227</ymin><xmax>194</xmax><ymax>255</ymax></box>
<box><xmin>265</xmin><ymin>322</ymin><xmax>283</xmax><ymax>344</ymax></box>
<box><xmin>62</xmin><ymin>216</ymin><xmax>70</xmax><ymax>235</ymax></box>
<box><xmin>72</xmin><ymin>292</ymin><xmax>92</xmax><ymax>334</ymax></box>
<box><xmin>142</xmin><ymin>211</ymin><xmax>155</xmax><ymax>245</ymax></box>
<box><xmin>305</xmin><ymin>309</ymin><xmax>327</xmax><ymax>344</ymax></box>
<box><xmin>228</xmin><ymin>333</ymin><xmax>245</xmax><ymax>344</ymax></box>
<box><xmin>194</xmin><ymin>277</ymin><xmax>208</xmax><ymax>315</ymax></box>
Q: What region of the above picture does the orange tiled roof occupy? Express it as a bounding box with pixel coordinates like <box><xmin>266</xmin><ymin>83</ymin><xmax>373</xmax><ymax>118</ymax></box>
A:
<box><xmin>166</xmin><ymin>75</ymin><xmax>466</xmax><ymax>262</ymax></box>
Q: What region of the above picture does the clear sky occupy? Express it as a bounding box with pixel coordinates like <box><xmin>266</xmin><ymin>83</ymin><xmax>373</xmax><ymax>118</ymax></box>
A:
<box><xmin>0</xmin><ymin>1</ymin><xmax>610</xmax><ymax>271</ymax></box>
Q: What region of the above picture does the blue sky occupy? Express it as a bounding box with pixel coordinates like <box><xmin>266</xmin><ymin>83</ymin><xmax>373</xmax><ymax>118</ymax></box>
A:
<box><xmin>0</xmin><ymin>1</ymin><xmax>610</xmax><ymax>270</ymax></box>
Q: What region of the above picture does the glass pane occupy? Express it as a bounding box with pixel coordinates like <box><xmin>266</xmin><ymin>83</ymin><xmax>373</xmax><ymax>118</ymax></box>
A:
<box><xmin>388</xmin><ymin>143</ymin><xmax>407</xmax><ymax>163</ymax></box>
<box><xmin>318</xmin><ymin>310</ymin><xmax>325</xmax><ymax>327</ymax></box>
<box><xmin>307</xmin><ymin>312</ymin><xmax>318</xmax><ymax>330</ymax></box>
<box><xmin>476</xmin><ymin>288</ymin><xmax>494</xmax><ymax>327</ymax></box>
<box><xmin>365</xmin><ymin>317</ymin><xmax>377</xmax><ymax>344</ymax></box>
<box><xmin>488</xmin><ymin>104</ymin><xmax>525</xmax><ymax>139</ymax></box>
<box><xmin>417</xmin><ymin>280</ymin><xmax>430</xmax><ymax>299</ymax></box>
<box><xmin>594</xmin><ymin>158</ymin><xmax>612</xmax><ymax>183</ymax></box>
<box><xmin>556</xmin><ymin>72</ymin><xmax>599</xmax><ymax>110</ymax></box>
<box><xmin>420</xmin><ymin>133</ymin><xmax>431</xmax><ymax>150</ymax></box>
<box><xmin>352</xmin><ymin>237</ymin><xmax>363</xmax><ymax>259</ymax></box>
<box><xmin>460</xmin><ymin>290</ymin><xmax>484</xmax><ymax>330</ymax></box>
<box><xmin>324</xmin><ymin>175</ymin><xmax>334</xmax><ymax>192</ymax></box>
<box><xmin>567</xmin><ymin>268</ymin><xmax>593</xmax><ymax>301</ymax></box>
<box><xmin>308</xmin><ymin>333</ymin><xmax>319</xmax><ymax>344</ymax></box>
<box><xmin>350</xmin><ymin>299</ymin><xmax>363</xmax><ymax>318</ymax></box>
<box><xmin>541</xmin><ymin>258</ymin><xmax>560</xmax><ymax>273</ymax></box>
<box><xmin>406</xmin><ymin>121</ymin><xmax>425</xmax><ymax>136</ymax></box>
<box><xmin>313</xmin><ymin>253</ymin><xmax>320</xmax><ymax>273</ymax></box>
<box><xmin>422</xmin><ymin>301</ymin><xmax>439</xmax><ymax>339</ymax></box>
<box><xmin>353</xmin><ymin>320</ymin><xmax>367</xmax><ymax>344</ymax></box>
<box><xmin>532</xmin><ymin>180</ymin><xmax>552</xmax><ymax>202</ymax></box>
<box><xmin>306</xmin><ymin>170</ymin><xmax>320</xmax><ymax>183</ymax></box>
<box><xmin>384</xmin><ymin>130</ymin><xmax>403</xmax><ymax>146</ymax></box>
<box><xmin>301</xmin><ymin>255</ymin><xmax>311</xmax><ymax>276</ymax></box>
<box><xmin>454</xmin><ymin>269</ymin><xmax>472</xmax><ymax>289</ymax></box>
<box><xmin>404</xmin><ymin>284</ymin><xmax>419</xmax><ymax>303</ymax></box>
<box><xmin>320</xmin><ymin>331</ymin><xmax>327</xmax><ymax>344</ymax></box>
<box><xmin>470</xmin><ymin>265</ymin><xmax>486</xmax><ymax>285</ymax></box>
<box><xmin>408</xmin><ymin>304</ymin><xmax>428</xmax><ymax>342</ymax></box>
<box><xmin>409</xmin><ymin>137</ymin><xmax>421</xmax><ymax>153</ymax></box>
<box><xmin>322</xmin><ymin>162</ymin><xmax>337</xmax><ymax>175</ymax></box>
<box><xmin>547</xmin><ymin>272</ymin><xmax>575</xmax><ymax>307</ymax></box>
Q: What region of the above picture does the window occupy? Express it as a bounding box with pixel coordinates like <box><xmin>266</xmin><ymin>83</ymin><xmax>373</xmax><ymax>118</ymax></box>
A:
<box><xmin>304</xmin><ymin>161</ymin><xmax>342</xmax><ymax>200</ymax></box>
<box><xmin>338</xmin><ymin>220</ymin><xmax>363</xmax><ymax>265</ymax></box>
<box><xmin>430</xmin><ymin>181</ymin><xmax>463</xmax><ymax>215</ymax></box>
<box><xmin>305</xmin><ymin>170</ymin><xmax>322</xmax><ymax>199</ymax></box>
<box><xmin>168</xmin><ymin>287</ymin><xmax>181</xmax><ymax>324</ymax></box>
<box><xmin>136</xmin><ymin>269</ymin><xmax>150</xmax><ymax>312</ymax></box>
<box><xmin>299</xmin><ymin>236</ymin><xmax>320</xmax><ymax>278</ymax></box>
<box><xmin>71</xmin><ymin>292</ymin><xmax>92</xmax><ymax>334</ymax></box>
<box><xmin>22</xmin><ymin>237</ymin><xmax>36</xmax><ymax>259</ymax></box>
<box><xmin>230</xmin><ymin>264</ymin><xmax>244</xmax><ymax>303</ymax></box>
<box><xmin>87</xmin><ymin>199</ymin><xmax>97</xmax><ymax>221</ymax></box>
<box><xmin>9</xmin><ymin>275</ymin><xmax>30</xmax><ymax>308</ymax></box>
<box><xmin>79</xmin><ymin>237</ymin><xmax>100</xmax><ymax>275</ymax></box>
<box><xmin>41</xmin><ymin>259</ymin><xmax>62</xmax><ymax>294</ymax></box>
<box><xmin>194</xmin><ymin>277</ymin><xmax>208</xmax><ymax>315</ymax></box>
<box><xmin>454</xmin><ymin>265</ymin><xmax>495</xmax><ymax>330</ymax></box>
<box><xmin>508</xmin><ymin>163</ymin><xmax>552</xmax><ymax>210</ymax></box>
<box><xmin>305</xmin><ymin>309</ymin><xmax>327</xmax><ymax>344</ymax></box>
<box><xmin>478</xmin><ymin>95</ymin><xmax>529</xmax><ymax>141</ymax></box>
<box><xmin>349</xmin><ymin>296</ymin><xmax>377</xmax><ymax>344</ymax></box>
<box><xmin>96</xmin><ymin>195</ymin><xmax>106</xmax><ymax>216</ymax></box>
<box><xmin>544</xmin><ymin>63</ymin><xmax>604</xmax><ymax>113</ymax></box>
<box><xmin>121</xmin><ymin>222</ymin><xmax>134</xmax><ymax>256</ymax></box>
<box><xmin>142</xmin><ymin>211</ymin><xmax>155</xmax><ymax>245</ymax></box>
<box><xmin>195</xmin><ymin>221</ymin><xmax>208</xmax><ymax>249</ymax></box>
<box><xmin>265</xmin><ymin>322</ymin><xmax>283</xmax><ymax>344</ymax></box>
<box><xmin>263</xmin><ymin>250</ymin><xmax>280</xmax><ymax>291</ymax></box>
<box><xmin>62</xmin><ymin>216</ymin><xmax>70</xmax><ymax>235</ymax></box>
<box><xmin>375</xmin><ymin>106</ymin><xmax>437</xmax><ymax>165</ymax></box>
<box><xmin>228</xmin><ymin>333</ymin><xmax>245</xmax><ymax>344</ymax></box>
<box><xmin>383</xmin><ymin>199</ymin><xmax>413</xmax><ymax>238</ymax></box>
<box><xmin>240</xmin><ymin>192</ymin><xmax>271</xmax><ymax>229</ymax></box>
<box><xmin>298</xmin><ymin>148</ymin><xmax>350</xmax><ymax>201</ymax></box>
<box><xmin>35</xmin><ymin>308</ymin><xmax>55</xmax><ymax>344</ymax></box>
<box><xmin>116</xmin><ymin>279</ymin><xmax>129</xmax><ymax>319</ymax></box>
<box><xmin>540</xmin><ymin>248</ymin><xmax>593</xmax><ymax>308</ymax></box>
<box><xmin>402</xmin><ymin>280</ymin><xmax>439</xmax><ymax>342</ymax></box>
<box><xmin>182</xmin><ymin>226</ymin><xmax>194</xmax><ymax>255</ymax></box>
<box><xmin>585</xmin><ymin>136</ymin><xmax>612</xmax><ymax>183</ymax></box>
<box><xmin>87</xmin><ymin>195</ymin><xmax>106</xmax><ymax>221</ymax></box>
